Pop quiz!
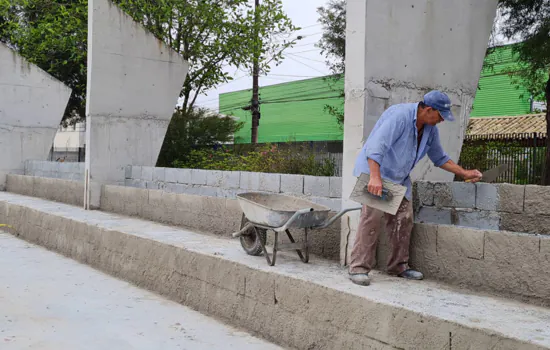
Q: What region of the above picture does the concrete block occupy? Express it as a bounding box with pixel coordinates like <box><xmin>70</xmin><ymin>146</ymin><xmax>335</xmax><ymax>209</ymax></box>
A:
<box><xmin>309</xmin><ymin>197</ymin><xmax>341</xmax><ymax>212</ymax></box>
<box><xmin>525</xmin><ymin>185</ymin><xmax>550</xmax><ymax>215</ymax></box>
<box><xmin>125</xmin><ymin>165</ymin><xmax>132</xmax><ymax>179</ymax></box>
<box><xmin>475</xmin><ymin>183</ymin><xmax>498</xmax><ymax>211</ymax></box>
<box><xmin>205</xmin><ymin>170</ymin><xmax>239</xmax><ymax>189</ymax></box>
<box><xmin>206</xmin><ymin>170</ymin><xmax>223</xmax><ymax>187</ymax></box>
<box><xmin>162</xmin><ymin>168</ymin><xmax>177</xmax><ymax>184</ymax></box>
<box><xmin>153</xmin><ymin>167</ymin><xmax>165</xmax><ymax>182</ymax></box>
<box><xmin>141</xmin><ymin>166</ymin><xmax>153</xmax><ymax>181</ymax></box>
<box><xmin>258</xmin><ymin>173</ymin><xmax>281</xmax><ymax>193</ymax></box>
<box><xmin>165</xmin><ymin>183</ymin><xmax>187</xmax><ymax>194</ymax></box>
<box><xmin>497</xmin><ymin>184</ymin><xmax>525</xmax><ymax>213</ymax></box>
<box><xmin>416</xmin><ymin>181</ymin><xmax>435</xmax><ymax>206</ymax></box>
<box><xmin>304</xmin><ymin>176</ymin><xmax>330</xmax><ymax>197</ymax></box>
<box><xmin>131</xmin><ymin>166</ymin><xmax>142</xmax><ymax>180</ymax></box>
<box><xmin>280</xmin><ymin>174</ymin><xmax>304</xmax><ymax>194</ymax></box>
<box><xmin>409</xmin><ymin>224</ymin><xmax>438</xmax><ymax>272</ymax></box>
<box><xmin>434</xmin><ymin>182</ymin><xmax>475</xmax><ymax>208</ymax></box>
<box><xmin>416</xmin><ymin>207</ymin><xmax>452</xmax><ymax>225</ymax></box>
<box><xmin>145</xmin><ymin>181</ymin><xmax>159</xmax><ymax>190</ymax></box>
<box><xmin>500</xmin><ymin>213</ymin><xmax>550</xmax><ymax>235</ymax></box>
<box><xmin>456</xmin><ymin>210</ymin><xmax>500</xmax><ymax>231</ymax></box>
<box><xmin>221</xmin><ymin>171</ymin><xmax>241</xmax><ymax>189</ymax></box>
<box><xmin>240</xmin><ymin>172</ymin><xmax>260</xmax><ymax>191</ymax></box>
<box><xmin>191</xmin><ymin>169</ymin><xmax>208</xmax><ymax>185</ymax></box>
<box><xmin>329</xmin><ymin>177</ymin><xmax>342</xmax><ymax>198</ymax></box>
<box><xmin>199</xmin><ymin>186</ymin><xmax>218</xmax><ymax>197</ymax></box>
<box><xmin>437</xmin><ymin>225</ymin><xmax>484</xmax><ymax>260</ymax></box>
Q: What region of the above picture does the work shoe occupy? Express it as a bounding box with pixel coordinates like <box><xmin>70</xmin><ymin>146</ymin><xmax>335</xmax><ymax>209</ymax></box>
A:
<box><xmin>349</xmin><ymin>273</ymin><xmax>370</xmax><ymax>286</ymax></box>
<box><xmin>397</xmin><ymin>269</ymin><xmax>424</xmax><ymax>280</ymax></box>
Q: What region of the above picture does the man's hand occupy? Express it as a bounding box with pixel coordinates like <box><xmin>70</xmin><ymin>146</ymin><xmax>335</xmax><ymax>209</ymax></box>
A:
<box><xmin>367</xmin><ymin>176</ymin><xmax>383</xmax><ymax>197</ymax></box>
<box><xmin>367</xmin><ymin>158</ymin><xmax>383</xmax><ymax>196</ymax></box>
<box><xmin>462</xmin><ymin>169</ymin><xmax>483</xmax><ymax>183</ymax></box>
<box><xmin>440</xmin><ymin>160</ymin><xmax>482</xmax><ymax>183</ymax></box>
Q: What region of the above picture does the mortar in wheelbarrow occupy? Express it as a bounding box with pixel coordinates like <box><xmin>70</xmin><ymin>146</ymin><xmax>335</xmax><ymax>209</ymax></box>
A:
<box><xmin>236</xmin><ymin>192</ymin><xmax>331</xmax><ymax>229</ymax></box>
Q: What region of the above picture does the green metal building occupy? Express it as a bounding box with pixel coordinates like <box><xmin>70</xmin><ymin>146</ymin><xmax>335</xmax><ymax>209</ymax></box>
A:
<box><xmin>219</xmin><ymin>44</ymin><xmax>533</xmax><ymax>144</ymax></box>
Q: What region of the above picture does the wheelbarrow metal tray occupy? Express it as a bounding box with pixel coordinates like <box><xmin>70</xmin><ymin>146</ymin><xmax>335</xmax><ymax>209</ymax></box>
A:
<box><xmin>236</xmin><ymin>192</ymin><xmax>331</xmax><ymax>228</ymax></box>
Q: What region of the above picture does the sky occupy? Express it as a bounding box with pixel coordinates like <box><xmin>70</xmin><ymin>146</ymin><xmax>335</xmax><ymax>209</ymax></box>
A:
<box><xmin>192</xmin><ymin>0</ymin><xmax>332</xmax><ymax>113</ymax></box>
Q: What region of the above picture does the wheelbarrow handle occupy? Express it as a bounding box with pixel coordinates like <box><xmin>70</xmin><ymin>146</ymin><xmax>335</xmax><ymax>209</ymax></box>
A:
<box><xmin>316</xmin><ymin>206</ymin><xmax>362</xmax><ymax>229</ymax></box>
<box><xmin>272</xmin><ymin>207</ymin><xmax>314</xmax><ymax>233</ymax></box>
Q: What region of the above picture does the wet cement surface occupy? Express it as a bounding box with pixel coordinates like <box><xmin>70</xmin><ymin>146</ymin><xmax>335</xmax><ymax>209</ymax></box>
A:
<box><xmin>0</xmin><ymin>233</ymin><xmax>283</xmax><ymax>350</ymax></box>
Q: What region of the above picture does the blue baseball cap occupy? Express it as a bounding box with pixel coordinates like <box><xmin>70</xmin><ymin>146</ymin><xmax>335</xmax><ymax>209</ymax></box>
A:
<box><xmin>423</xmin><ymin>90</ymin><xmax>454</xmax><ymax>122</ymax></box>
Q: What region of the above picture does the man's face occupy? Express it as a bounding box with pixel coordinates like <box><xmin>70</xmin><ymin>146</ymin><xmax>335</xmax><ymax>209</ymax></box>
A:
<box><xmin>426</xmin><ymin>107</ymin><xmax>444</xmax><ymax>126</ymax></box>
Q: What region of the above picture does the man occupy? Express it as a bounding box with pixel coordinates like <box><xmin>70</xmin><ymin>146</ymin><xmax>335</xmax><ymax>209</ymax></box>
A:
<box><xmin>349</xmin><ymin>90</ymin><xmax>482</xmax><ymax>286</ymax></box>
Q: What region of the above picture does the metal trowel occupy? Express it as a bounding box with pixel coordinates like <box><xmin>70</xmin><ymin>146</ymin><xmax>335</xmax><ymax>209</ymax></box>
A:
<box><xmin>465</xmin><ymin>163</ymin><xmax>511</xmax><ymax>183</ymax></box>
<box><xmin>349</xmin><ymin>173</ymin><xmax>407</xmax><ymax>215</ymax></box>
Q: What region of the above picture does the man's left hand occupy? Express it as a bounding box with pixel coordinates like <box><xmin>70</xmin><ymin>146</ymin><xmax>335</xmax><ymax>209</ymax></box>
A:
<box><xmin>463</xmin><ymin>169</ymin><xmax>482</xmax><ymax>183</ymax></box>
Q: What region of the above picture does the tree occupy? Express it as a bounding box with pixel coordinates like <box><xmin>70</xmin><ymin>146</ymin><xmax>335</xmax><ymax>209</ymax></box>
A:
<box><xmin>0</xmin><ymin>0</ymin><xmax>298</xmax><ymax>121</ymax></box>
<box><xmin>497</xmin><ymin>0</ymin><xmax>550</xmax><ymax>184</ymax></box>
<box><xmin>316</xmin><ymin>0</ymin><xmax>346</xmax><ymax>127</ymax></box>
<box><xmin>157</xmin><ymin>107</ymin><xmax>244</xmax><ymax>167</ymax></box>
<box><xmin>0</xmin><ymin>0</ymin><xmax>88</xmax><ymax>122</ymax></box>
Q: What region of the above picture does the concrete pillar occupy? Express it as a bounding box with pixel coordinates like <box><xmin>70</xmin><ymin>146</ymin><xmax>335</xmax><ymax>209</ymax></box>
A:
<box><xmin>0</xmin><ymin>43</ymin><xmax>72</xmax><ymax>190</ymax></box>
<box><xmin>340</xmin><ymin>0</ymin><xmax>498</xmax><ymax>266</ymax></box>
<box><xmin>85</xmin><ymin>0</ymin><xmax>189</xmax><ymax>209</ymax></box>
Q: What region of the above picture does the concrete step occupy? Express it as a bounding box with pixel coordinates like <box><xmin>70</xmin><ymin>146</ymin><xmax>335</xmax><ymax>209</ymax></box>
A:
<box><xmin>0</xmin><ymin>192</ymin><xmax>549</xmax><ymax>350</ymax></box>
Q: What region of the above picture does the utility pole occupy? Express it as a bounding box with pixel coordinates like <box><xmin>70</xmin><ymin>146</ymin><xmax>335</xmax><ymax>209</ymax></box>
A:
<box><xmin>250</xmin><ymin>0</ymin><xmax>260</xmax><ymax>144</ymax></box>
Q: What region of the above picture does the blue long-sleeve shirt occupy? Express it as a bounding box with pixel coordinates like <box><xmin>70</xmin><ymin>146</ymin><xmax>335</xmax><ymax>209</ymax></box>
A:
<box><xmin>353</xmin><ymin>102</ymin><xmax>450</xmax><ymax>200</ymax></box>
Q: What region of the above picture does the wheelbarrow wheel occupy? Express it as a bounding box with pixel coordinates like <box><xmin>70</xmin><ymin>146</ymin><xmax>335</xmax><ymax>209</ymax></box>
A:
<box><xmin>239</xmin><ymin>215</ymin><xmax>267</xmax><ymax>256</ymax></box>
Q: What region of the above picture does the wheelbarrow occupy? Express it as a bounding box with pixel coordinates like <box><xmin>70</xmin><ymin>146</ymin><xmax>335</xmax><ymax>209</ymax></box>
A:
<box><xmin>232</xmin><ymin>192</ymin><xmax>361</xmax><ymax>266</ymax></box>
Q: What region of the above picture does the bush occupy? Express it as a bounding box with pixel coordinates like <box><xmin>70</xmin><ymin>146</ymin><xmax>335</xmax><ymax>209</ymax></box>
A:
<box><xmin>157</xmin><ymin>107</ymin><xmax>244</xmax><ymax>167</ymax></box>
<box><xmin>172</xmin><ymin>143</ymin><xmax>337</xmax><ymax>176</ymax></box>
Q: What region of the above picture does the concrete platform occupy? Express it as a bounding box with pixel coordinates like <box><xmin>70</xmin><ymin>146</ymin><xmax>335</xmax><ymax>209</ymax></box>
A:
<box><xmin>0</xmin><ymin>192</ymin><xmax>549</xmax><ymax>349</ymax></box>
<box><xmin>0</xmin><ymin>233</ymin><xmax>282</xmax><ymax>350</ymax></box>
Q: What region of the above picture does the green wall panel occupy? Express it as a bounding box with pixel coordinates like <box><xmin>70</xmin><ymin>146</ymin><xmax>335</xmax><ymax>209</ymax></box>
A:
<box><xmin>219</xmin><ymin>45</ymin><xmax>533</xmax><ymax>143</ymax></box>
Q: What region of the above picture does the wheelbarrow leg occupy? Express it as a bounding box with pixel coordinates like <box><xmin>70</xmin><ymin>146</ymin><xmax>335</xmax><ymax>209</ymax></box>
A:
<box><xmin>285</xmin><ymin>229</ymin><xmax>309</xmax><ymax>263</ymax></box>
<box><xmin>258</xmin><ymin>229</ymin><xmax>277</xmax><ymax>266</ymax></box>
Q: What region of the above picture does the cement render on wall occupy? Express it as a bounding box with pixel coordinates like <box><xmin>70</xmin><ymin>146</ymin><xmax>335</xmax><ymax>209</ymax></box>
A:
<box><xmin>101</xmin><ymin>184</ymin><xmax>342</xmax><ymax>261</ymax></box>
<box><xmin>85</xmin><ymin>0</ymin><xmax>189</xmax><ymax>208</ymax></box>
<box><xmin>6</xmin><ymin>174</ymin><xmax>84</xmax><ymax>207</ymax></box>
<box><xmin>340</xmin><ymin>0</ymin><xmax>499</xmax><ymax>265</ymax></box>
<box><xmin>0</xmin><ymin>191</ymin><xmax>548</xmax><ymax>350</ymax></box>
<box><xmin>375</xmin><ymin>223</ymin><xmax>550</xmax><ymax>307</ymax></box>
<box><xmin>0</xmin><ymin>44</ymin><xmax>72</xmax><ymax>190</ymax></box>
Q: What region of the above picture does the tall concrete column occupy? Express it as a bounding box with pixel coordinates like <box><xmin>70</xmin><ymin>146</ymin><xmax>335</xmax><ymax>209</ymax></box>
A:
<box><xmin>0</xmin><ymin>44</ymin><xmax>72</xmax><ymax>190</ymax></box>
<box><xmin>85</xmin><ymin>0</ymin><xmax>189</xmax><ymax>209</ymax></box>
<box><xmin>340</xmin><ymin>0</ymin><xmax>498</xmax><ymax>266</ymax></box>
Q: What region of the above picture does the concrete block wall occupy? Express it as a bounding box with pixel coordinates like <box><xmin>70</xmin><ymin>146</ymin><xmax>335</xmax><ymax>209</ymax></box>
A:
<box><xmin>125</xmin><ymin>166</ymin><xmax>343</xmax><ymax>211</ymax></box>
<box><xmin>6</xmin><ymin>174</ymin><xmax>84</xmax><ymax>207</ymax></box>
<box><xmin>101</xmin><ymin>184</ymin><xmax>342</xmax><ymax>261</ymax></box>
<box><xmin>404</xmin><ymin>223</ymin><xmax>550</xmax><ymax>306</ymax></box>
<box><xmin>24</xmin><ymin>160</ymin><xmax>84</xmax><ymax>181</ymax></box>
<box><xmin>414</xmin><ymin>181</ymin><xmax>550</xmax><ymax>235</ymax></box>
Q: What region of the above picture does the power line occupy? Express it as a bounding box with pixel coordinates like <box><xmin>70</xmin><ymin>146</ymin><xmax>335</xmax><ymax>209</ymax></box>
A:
<box><xmin>285</xmin><ymin>55</ymin><xmax>328</xmax><ymax>75</ymax></box>
<box><xmin>286</xmin><ymin>53</ymin><xmax>326</xmax><ymax>63</ymax></box>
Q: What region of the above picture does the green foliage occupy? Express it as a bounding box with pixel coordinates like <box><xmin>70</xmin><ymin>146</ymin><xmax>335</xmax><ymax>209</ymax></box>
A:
<box><xmin>156</xmin><ymin>107</ymin><xmax>244</xmax><ymax>168</ymax></box>
<box><xmin>316</xmin><ymin>0</ymin><xmax>345</xmax><ymax>127</ymax></box>
<box><xmin>173</xmin><ymin>143</ymin><xmax>337</xmax><ymax>176</ymax></box>
<box><xmin>0</xmin><ymin>0</ymin><xmax>88</xmax><ymax>121</ymax></box>
<box><xmin>458</xmin><ymin>140</ymin><xmax>546</xmax><ymax>185</ymax></box>
<box><xmin>0</xmin><ymin>0</ymin><xmax>298</xmax><ymax>121</ymax></box>
<box><xmin>497</xmin><ymin>0</ymin><xmax>550</xmax><ymax>103</ymax></box>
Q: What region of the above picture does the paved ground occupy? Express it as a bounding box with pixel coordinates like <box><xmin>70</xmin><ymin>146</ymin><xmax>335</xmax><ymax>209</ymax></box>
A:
<box><xmin>0</xmin><ymin>233</ymin><xmax>283</xmax><ymax>350</ymax></box>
